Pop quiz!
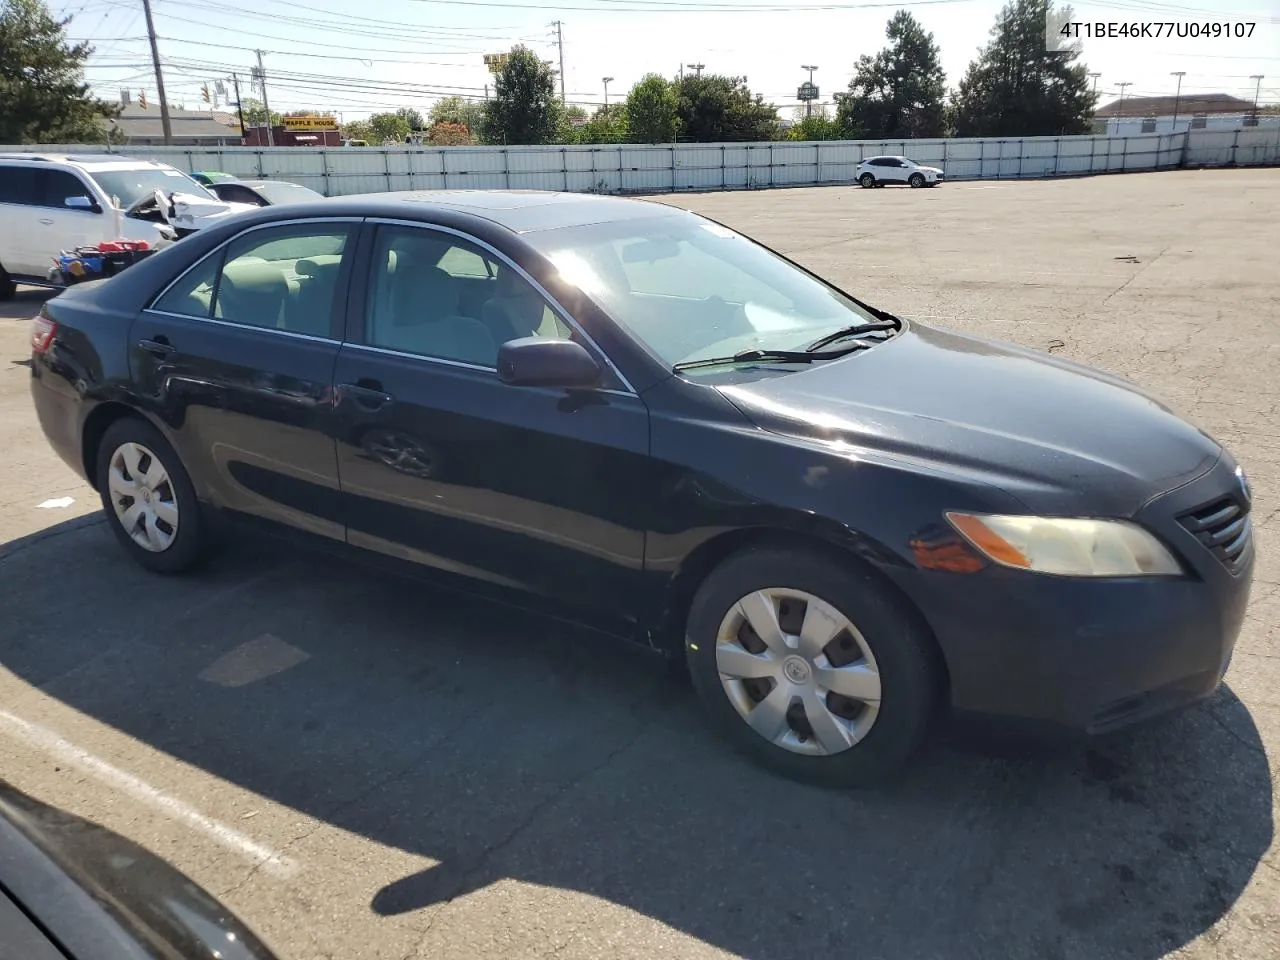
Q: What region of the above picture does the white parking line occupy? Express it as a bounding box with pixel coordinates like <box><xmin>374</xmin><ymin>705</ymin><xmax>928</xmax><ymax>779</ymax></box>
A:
<box><xmin>0</xmin><ymin>710</ymin><xmax>299</xmax><ymax>877</ymax></box>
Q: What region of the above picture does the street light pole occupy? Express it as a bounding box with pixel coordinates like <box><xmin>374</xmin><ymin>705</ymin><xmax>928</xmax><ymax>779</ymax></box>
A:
<box><xmin>1170</xmin><ymin>71</ymin><xmax>1185</xmax><ymax>130</ymax></box>
<box><xmin>602</xmin><ymin>76</ymin><xmax>613</xmax><ymax>107</ymax></box>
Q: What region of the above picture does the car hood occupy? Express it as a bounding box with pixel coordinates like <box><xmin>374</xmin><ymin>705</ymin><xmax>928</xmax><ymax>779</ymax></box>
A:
<box><xmin>715</xmin><ymin>321</ymin><xmax>1221</xmax><ymax>517</ymax></box>
<box><xmin>918</xmin><ymin>166</ymin><xmax>943</xmax><ymax>174</ymax></box>
<box><xmin>126</xmin><ymin>189</ymin><xmax>257</xmax><ymax>231</ymax></box>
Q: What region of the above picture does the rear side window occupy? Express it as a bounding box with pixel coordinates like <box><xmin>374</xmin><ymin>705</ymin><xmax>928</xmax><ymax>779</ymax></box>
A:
<box><xmin>152</xmin><ymin>222</ymin><xmax>352</xmax><ymax>338</ymax></box>
<box><xmin>36</xmin><ymin>170</ymin><xmax>93</xmax><ymax>208</ymax></box>
<box><xmin>0</xmin><ymin>166</ymin><xmax>38</xmax><ymax>206</ymax></box>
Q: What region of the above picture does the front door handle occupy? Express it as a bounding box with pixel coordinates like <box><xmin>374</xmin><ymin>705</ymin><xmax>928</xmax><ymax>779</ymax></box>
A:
<box><xmin>137</xmin><ymin>338</ymin><xmax>175</xmax><ymax>359</ymax></box>
<box><xmin>338</xmin><ymin>382</ymin><xmax>395</xmax><ymax>410</ymax></box>
<box><xmin>39</xmin><ymin>218</ymin><xmax>54</xmax><ymax>225</ymax></box>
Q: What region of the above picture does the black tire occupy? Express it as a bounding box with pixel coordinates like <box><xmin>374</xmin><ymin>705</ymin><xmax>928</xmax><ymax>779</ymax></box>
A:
<box><xmin>685</xmin><ymin>546</ymin><xmax>940</xmax><ymax>788</ymax></box>
<box><xmin>858</xmin><ymin>173</ymin><xmax>876</xmax><ymax>188</ymax></box>
<box><xmin>95</xmin><ymin>416</ymin><xmax>209</xmax><ymax>574</ymax></box>
<box><xmin>908</xmin><ymin>173</ymin><xmax>925</xmax><ymax>188</ymax></box>
<box><xmin>0</xmin><ymin>265</ymin><xmax>15</xmax><ymax>301</ymax></box>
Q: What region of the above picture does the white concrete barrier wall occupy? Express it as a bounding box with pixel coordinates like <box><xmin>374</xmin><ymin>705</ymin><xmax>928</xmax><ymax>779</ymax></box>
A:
<box><xmin>4</xmin><ymin>129</ymin><xmax>1277</xmax><ymax>197</ymax></box>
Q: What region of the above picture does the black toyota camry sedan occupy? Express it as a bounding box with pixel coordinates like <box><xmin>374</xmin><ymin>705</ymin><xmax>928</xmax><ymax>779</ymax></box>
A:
<box><xmin>29</xmin><ymin>190</ymin><xmax>1254</xmax><ymax>786</ymax></box>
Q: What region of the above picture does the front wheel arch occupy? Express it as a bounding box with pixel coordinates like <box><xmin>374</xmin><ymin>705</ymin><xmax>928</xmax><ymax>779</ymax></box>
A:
<box><xmin>655</xmin><ymin>527</ymin><xmax>948</xmax><ymax>695</ymax></box>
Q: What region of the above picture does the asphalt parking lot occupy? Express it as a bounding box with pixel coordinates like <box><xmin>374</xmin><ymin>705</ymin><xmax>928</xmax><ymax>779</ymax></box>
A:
<box><xmin>1</xmin><ymin>169</ymin><xmax>1276</xmax><ymax>960</ymax></box>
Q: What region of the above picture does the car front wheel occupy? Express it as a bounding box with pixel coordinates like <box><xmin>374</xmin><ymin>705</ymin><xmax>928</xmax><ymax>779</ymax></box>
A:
<box><xmin>908</xmin><ymin>173</ymin><xmax>926</xmax><ymax>188</ymax></box>
<box><xmin>96</xmin><ymin>417</ymin><xmax>209</xmax><ymax>574</ymax></box>
<box><xmin>859</xmin><ymin>173</ymin><xmax>876</xmax><ymax>188</ymax></box>
<box><xmin>685</xmin><ymin>546</ymin><xmax>940</xmax><ymax>787</ymax></box>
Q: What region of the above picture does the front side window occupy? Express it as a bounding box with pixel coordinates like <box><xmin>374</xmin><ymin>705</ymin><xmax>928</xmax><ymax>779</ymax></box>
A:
<box><xmin>526</xmin><ymin>213</ymin><xmax>879</xmax><ymax>370</ymax></box>
<box><xmin>152</xmin><ymin>222</ymin><xmax>351</xmax><ymax>337</ymax></box>
<box><xmin>37</xmin><ymin>170</ymin><xmax>94</xmax><ymax>209</ymax></box>
<box><xmin>0</xmin><ymin>166</ymin><xmax>38</xmax><ymax>206</ymax></box>
<box><xmin>363</xmin><ymin>225</ymin><xmax>568</xmax><ymax>367</ymax></box>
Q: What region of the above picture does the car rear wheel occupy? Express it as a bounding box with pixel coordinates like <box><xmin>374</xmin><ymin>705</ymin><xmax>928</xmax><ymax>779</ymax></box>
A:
<box><xmin>859</xmin><ymin>173</ymin><xmax>876</xmax><ymax>188</ymax></box>
<box><xmin>95</xmin><ymin>418</ymin><xmax>209</xmax><ymax>574</ymax></box>
<box><xmin>908</xmin><ymin>173</ymin><xmax>926</xmax><ymax>188</ymax></box>
<box><xmin>685</xmin><ymin>547</ymin><xmax>940</xmax><ymax>787</ymax></box>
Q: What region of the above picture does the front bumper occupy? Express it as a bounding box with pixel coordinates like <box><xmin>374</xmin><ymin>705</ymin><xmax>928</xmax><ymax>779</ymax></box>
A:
<box><xmin>895</xmin><ymin>453</ymin><xmax>1253</xmax><ymax>734</ymax></box>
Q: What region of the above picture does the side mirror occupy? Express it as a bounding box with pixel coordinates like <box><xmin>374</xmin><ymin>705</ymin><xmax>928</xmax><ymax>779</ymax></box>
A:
<box><xmin>65</xmin><ymin>195</ymin><xmax>99</xmax><ymax>212</ymax></box>
<box><xmin>497</xmin><ymin>337</ymin><xmax>601</xmax><ymax>389</ymax></box>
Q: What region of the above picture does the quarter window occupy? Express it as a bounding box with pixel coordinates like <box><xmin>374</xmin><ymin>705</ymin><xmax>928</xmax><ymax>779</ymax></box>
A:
<box><xmin>151</xmin><ymin>223</ymin><xmax>351</xmax><ymax>337</ymax></box>
<box><xmin>363</xmin><ymin>225</ymin><xmax>569</xmax><ymax>367</ymax></box>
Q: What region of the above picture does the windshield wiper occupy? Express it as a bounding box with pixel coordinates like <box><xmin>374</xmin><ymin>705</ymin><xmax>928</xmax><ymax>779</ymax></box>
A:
<box><xmin>804</xmin><ymin>319</ymin><xmax>900</xmax><ymax>353</ymax></box>
<box><xmin>673</xmin><ymin>344</ymin><xmax>867</xmax><ymax>372</ymax></box>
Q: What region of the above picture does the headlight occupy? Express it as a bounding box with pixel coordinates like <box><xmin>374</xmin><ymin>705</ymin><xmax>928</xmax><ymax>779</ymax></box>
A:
<box><xmin>945</xmin><ymin>513</ymin><xmax>1181</xmax><ymax>577</ymax></box>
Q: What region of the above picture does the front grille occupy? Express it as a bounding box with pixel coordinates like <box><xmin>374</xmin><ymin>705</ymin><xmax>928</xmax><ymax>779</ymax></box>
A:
<box><xmin>1178</xmin><ymin>494</ymin><xmax>1253</xmax><ymax>573</ymax></box>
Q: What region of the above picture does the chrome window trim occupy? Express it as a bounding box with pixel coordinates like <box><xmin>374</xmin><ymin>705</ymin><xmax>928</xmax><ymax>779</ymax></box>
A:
<box><xmin>340</xmin><ymin>341</ymin><xmax>636</xmax><ymax>399</ymax></box>
<box><xmin>144</xmin><ymin>308</ymin><xmax>341</xmax><ymax>345</ymax></box>
<box><xmin>364</xmin><ymin>217</ymin><xmax>638</xmax><ymax>396</ymax></box>
<box><xmin>146</xmin><ymin>215</ymin><xmax>366</xmax><ymax>312</ymax></box>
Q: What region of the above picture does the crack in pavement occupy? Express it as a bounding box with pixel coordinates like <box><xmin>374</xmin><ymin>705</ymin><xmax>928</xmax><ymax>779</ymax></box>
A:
<box><xmin>1102</xmin><ymin>246</ymin><xmax>1169</xmax><ymax>305</ymax></box>
<box><xmin>401</xmin><ymin>714</ymin><xmax>654</xmax><ymax>960</ymax></box>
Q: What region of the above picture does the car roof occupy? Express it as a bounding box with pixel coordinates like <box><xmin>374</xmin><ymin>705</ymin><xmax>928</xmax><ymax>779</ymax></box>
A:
<box><xmin>292</xmin><ymin>189</ymin><xmax>686</xmax><ymax>234</ymax></box>
<box><xmin>0</xmin><ymin>153</ymin><xmax>181</xmax><ymax>171</ymax></box>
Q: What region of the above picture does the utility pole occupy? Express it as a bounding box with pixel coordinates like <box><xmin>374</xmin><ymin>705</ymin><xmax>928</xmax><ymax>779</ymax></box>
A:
<box><xmin>552</xmin><ymin>20</ymin><xmax>566</xmax><ymax>104</ymax></box>
<box><xmin>1116</xmin><ymin>81</ymin><xmax>1131</xmax><ymax>131</ymax></box>
<box><xmin>689</xmin><ymin>62</ymin><xmax>704</xmax><ymax>78</ymax></box>
<box><xmin>230</xmin><ymin>72</ymin><xmax>246</xmax><ymax>139</ymax></box>
<box><xmin>1249</xmin><ymin>75</ymin><xmax>1264</xmax><ymax>124</ymax></box>
<box><xmin>255</xmin><ymin>50</ymin><xmax>275</xmax><ymax>147</ymax></box>
<box><xmin>602</xmin><ymin>76</ymin><xmax>613</xmax><ymax>107</ymax></box>
<box><xmin>1170</xmin><ymin>71</ymin><xmax>1185</xmax><ymax>130</ymax></box>
<box><xmin>140</xmin><ymin>0</ymin><xmax>172</xmax><ymax>144</ymax></box>
<box><xmin>1088</xmin><ymin>72</ymin><xmax>1100</xmax><ymax>97</ymax></box>
<box><xmin>801</xmin><ymin>64</ymin><xmax>818</xmax><ymax>119</ymax></box>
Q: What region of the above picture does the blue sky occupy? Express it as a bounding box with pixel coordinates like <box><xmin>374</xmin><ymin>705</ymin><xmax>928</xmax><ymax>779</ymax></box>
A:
<box><xmin>61</xmin><ymin>0</ymin><xmax>1279</xmax><ymax>121</ymax></box>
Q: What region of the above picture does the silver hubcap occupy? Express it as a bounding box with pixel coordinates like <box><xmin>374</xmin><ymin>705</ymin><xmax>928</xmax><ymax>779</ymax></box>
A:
<box><xmin>108</xmin><ymin>442</ymin><xmax>179</xmax><ymax>552</ymax></box>
<box><xmin>716</xmin><ymin>588</ymin><xmax>881</xmax><ymax>757</ymax></box>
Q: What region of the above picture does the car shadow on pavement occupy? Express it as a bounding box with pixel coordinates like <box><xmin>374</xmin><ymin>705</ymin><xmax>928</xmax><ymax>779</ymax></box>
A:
<box><xmin>1</xmin><ymin>516</ymin><xmax>1272</xmax><ymax>960</ymax></box>
<box><xmin>0</xmin><ymin>288</ymin><xmax>54</xmax><ymax>322</ymax></box>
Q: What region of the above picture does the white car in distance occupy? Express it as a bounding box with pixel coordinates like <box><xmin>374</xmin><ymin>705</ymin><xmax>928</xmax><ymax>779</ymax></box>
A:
<box><xmin>0</xmin><ymin>154</ymin><xmax>258</xmax><ymax>298</ymax></box>
<box><xmin>856</xmin><ymin>156</ymin><xmax>945</xmax><ymax>188</ymax></box>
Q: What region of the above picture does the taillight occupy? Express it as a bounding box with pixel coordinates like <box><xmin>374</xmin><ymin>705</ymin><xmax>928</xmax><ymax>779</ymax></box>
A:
<box><xmin>31</xmin><ymin>315</ymin><xmax>58</xmax><ymax>354</ymax></box>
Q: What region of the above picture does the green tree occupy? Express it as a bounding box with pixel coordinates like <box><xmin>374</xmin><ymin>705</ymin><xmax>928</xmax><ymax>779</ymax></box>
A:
<box><xmin>574</xmin><ymin>104</ymin><xmax>627</xmax><ymax>144</ymax></box>
<box><xmin>951</xmin><ymin>0</ymin><xmax>1096</xmax><ymax>137</ymax></box>
<box><xmin>395</xmin><ymin>106</ymin><xmax>426</xmax><ymax>132</ymax></box>
<box><xmin>836</xmin><ymin>11</ymin><xmax>946</xmax><ymax>139</ymax></box>
<box><xmin>368</xmin><ymin>111</ymin><xmax>411</xmax><ymax>143</ymax></box>
<box><xmin>788</xmin><ymin>114</ymin><xmax>842</xmax><ymax>141</ymax></box>
<box><xmin>0</xmin><ymin>0</ymin><xmax>117</xmax><ymax>143</ymax></box>
<box><xmin>240</xmin><ymin>98</ymin><xmax>281</xmax><ymax>127</ymax></box>
<box><xmin>341</xmin><ymin>119</ymin><xmax>373</xmax><ymax>143</ymax></box>
<box><xmin>429</xmin><ymin>96</ymin><xmax>485</xmax><ymax>138</ymax></box>
<box><xmin>623</xmin><ymin>73</ymin><xmax>679</xmax><ymax>143</ymax></box>
<box><xmin>482</xmin><ymin>45</ymin><xmax>561</xmax><ymax>145</ymax></box>
<box><xmin>674</xmin><ymin>74</ymin><xmax>778</xmax><ymax>142</ymax></box>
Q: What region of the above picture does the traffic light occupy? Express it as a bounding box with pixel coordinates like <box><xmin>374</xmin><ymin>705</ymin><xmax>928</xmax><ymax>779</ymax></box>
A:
<box><xmin>201</xmin><ymin>84</ymin><xmax>210</xmax><ymax>103</ymax></box>
<box><xmin>138</xmin><ymin>89</ymin><xmax>147</xmax><ymax>109</ymax></box>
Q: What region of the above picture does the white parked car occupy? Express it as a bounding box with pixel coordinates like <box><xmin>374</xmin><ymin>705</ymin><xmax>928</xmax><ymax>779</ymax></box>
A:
<box><xmin>856</xmin><ymin>156</ymin><xmax>945</xmax><ymax>188</ymax></box>
<box><xmin>0</xmin><ymin>153</ymin><xmax>258</xmax><ymax>298</ymax></box>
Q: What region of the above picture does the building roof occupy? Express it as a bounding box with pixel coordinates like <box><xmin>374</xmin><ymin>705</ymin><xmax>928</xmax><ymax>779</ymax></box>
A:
<box><xmin>1094</xmin><ymin>93</ymin><xmax>1255</xmax><ymax>118</ymax></box>
<box><xmin>110</xmin><ymin>103</ymin><xmax>242</xmax><ymax>141</ymax></box>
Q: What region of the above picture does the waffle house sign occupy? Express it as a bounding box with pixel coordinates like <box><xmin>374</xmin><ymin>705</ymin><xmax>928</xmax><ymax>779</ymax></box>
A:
<box><xmin>282</xmin><ymin>116</ymin><xmax>339</xmax><ymax>132</ymax></box>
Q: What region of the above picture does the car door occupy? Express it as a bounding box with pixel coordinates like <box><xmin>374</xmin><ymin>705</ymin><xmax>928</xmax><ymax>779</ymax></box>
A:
<box><xmin>0</xmin><ymin>165</ymin><xmax>44</xmax><ymax>277</ymax></box>
<box><xmin>877</xmin><ymin>158</ymin><xmax>906</xmax><ymax>183</ymax></box>
<box><xmin>331</xmin><ymin>220</ymin><xmax>652</xmax><ymax>635</ymax></box>
<box><xmin>32</xmin><ymin>169</ymin><xmax>105</xmax><ymax>266</ymax></box>
<box><xmin>132</xmin><ymin>217</ymin><xmax>359</xmax><ymax>541</ymax></box>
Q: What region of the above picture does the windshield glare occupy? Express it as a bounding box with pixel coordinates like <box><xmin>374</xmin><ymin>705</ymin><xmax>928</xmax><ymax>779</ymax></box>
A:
<box><xmin>528</xmin><ymin>214</ymin><xmax>878</xmax><ymax>369</ymax></box>
<box><xmin>90</xmin><ymin>167</ymin><xmax>215</xmax><ymax>208</ymax></box>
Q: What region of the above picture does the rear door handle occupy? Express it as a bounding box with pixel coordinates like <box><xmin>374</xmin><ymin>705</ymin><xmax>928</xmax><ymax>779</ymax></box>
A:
<box><xmin>338</xmin><ymin>382</ymin><xmax>395</xmax><ymax>410</ymax></box>
<box><xmin>137</xmin><ymin>338</ymin><xmax>175</xmax><ymax>359</ymax></box>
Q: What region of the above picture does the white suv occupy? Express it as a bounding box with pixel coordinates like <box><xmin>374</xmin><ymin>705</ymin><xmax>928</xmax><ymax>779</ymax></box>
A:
<box><xmin>856</xmin><ymin>156</ymin><xmax>945</xmax><ymax>188</ymax></box>
<box><xmin>0</xmin><ymin>154</ymin><xmax>256</xmax><ymax>299</ymax></box>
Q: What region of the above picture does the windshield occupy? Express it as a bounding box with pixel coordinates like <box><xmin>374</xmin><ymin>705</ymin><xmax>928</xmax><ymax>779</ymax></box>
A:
<box><xmin>90</xmin><ymin>167</ymin><xmax>216</xmax><ymax>208</ymax></box>
<box><xmin>524</xmin><ymin>213</ymin><xmax>880</xmax><ymax>369</ymax></box>
<box><xmin>254</xmin><ymin>181</ymin><xmax>323</xmax><ymax>204</ymax></box>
